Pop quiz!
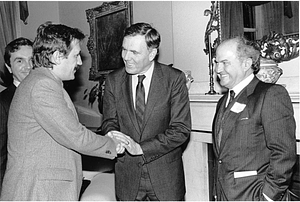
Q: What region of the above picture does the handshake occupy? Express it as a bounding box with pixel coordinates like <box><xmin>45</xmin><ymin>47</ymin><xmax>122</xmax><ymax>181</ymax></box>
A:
<box><xmin>107</xmin><ymin>130</ymin><xmax>143</xmax><ymax>155</ymax></box>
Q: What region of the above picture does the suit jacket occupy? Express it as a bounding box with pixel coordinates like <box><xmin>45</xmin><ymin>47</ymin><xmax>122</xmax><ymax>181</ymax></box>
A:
<box><xmin>1</xmin><ymin>67</ymin><xmax>117</xmax><ymax>201</ymax></box>
<box><xmin>212</xmin><ymin>77</ymin><xmax>296</xmax><ymax>201</ymax></box>
<box><xmin>101</xmin><ymin>62</ymin><xmax>191</xmax><ymax>200</ymax></box>
<box><xmin>0</xmin><ymin>84</ymin><xmax>16</xmax><ymax>193</ymax></box>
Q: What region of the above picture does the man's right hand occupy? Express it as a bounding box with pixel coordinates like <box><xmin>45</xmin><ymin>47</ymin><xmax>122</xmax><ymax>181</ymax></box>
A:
<box><xmin>107</xmin><ymin>131</ymin><xmax>143</xmax><ymax>155</ymax></box>
<box><xmin>106</xmin><ymin>131</ymin><xmax>129</xmax><ymax>154</ymax></box>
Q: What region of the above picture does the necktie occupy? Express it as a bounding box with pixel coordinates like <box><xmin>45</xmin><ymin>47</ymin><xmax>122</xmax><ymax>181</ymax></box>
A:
<box><xmin>218</xmin><ymin>90</ymin><xmax>235</xmax><ymax>146</ymax></box>
<box><xmin>227</xmin><ymin>90</ymin><xmax>235</xmax><ymax>107</ymax></box>
<box><xmin>136</xmin><ymin>75</ymin><xmax>146</xmax><ymax>129</ymax></box>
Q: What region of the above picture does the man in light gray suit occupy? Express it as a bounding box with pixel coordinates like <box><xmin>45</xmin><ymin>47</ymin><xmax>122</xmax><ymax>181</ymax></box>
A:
<box><xmin>1</xmin><ymin>22</ymin><xmax>127</xmax><ymax>201</ymax></box>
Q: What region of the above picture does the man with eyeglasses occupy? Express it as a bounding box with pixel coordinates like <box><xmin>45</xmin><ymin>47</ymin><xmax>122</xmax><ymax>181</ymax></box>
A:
<box><xmin>212</xmin><ymin>36</ymin><xmax>296</xmax><ymax>201</ymax></box>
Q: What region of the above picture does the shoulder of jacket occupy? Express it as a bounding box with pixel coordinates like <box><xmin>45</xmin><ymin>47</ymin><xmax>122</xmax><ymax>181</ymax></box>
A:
<box><xmin>158</xmin><ymin>63</ymin><xmax>184</xmax><ymax>78</ymax></box>
<box><xmin>254</xmin><ymin>81</ymin><xmax>285</xmax><ymax>94</ymax></box>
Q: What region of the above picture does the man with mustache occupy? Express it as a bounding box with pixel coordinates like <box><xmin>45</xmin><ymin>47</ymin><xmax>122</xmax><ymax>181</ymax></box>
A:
<box><xmin>1</xmin><ymin>22</ymin><xmax>128</xmax><ymax>200</ymax></box>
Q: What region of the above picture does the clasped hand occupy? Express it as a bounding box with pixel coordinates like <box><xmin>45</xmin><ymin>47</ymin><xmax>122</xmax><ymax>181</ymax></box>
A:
<box><xmin>107</xmin><ymin>131</ymin><xmax>143</xmax><ymax>155</ymax></box>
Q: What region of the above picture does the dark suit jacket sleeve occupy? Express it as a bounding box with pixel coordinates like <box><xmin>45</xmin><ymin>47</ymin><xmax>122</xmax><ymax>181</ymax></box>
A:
<box><xmin>100</xmin><ymin>75</ymin><xmax>120</xmax><ymax>133</ymax></box>
<box><xmin>0</xmin><ymin>102</ymin><xmax>8</xmax><ymax>182</ymax></box>
<box><xmin>261</xmin><ymin>85</ymin><xmax>296</xmax><ymax>200</ymax></box>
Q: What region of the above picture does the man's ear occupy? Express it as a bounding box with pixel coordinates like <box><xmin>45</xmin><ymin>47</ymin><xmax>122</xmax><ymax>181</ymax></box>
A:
<box><xmin>5</xmin><ymin>63</ymin><xmax>12</xmax><ymax>73</ymax></box>
<box><xmin>243</xmin><ymin>58</ymin><xmax>253</xmax><ymax>72</ymax></box>
<box><xmin>149</xmin><ymin>48</ymin><xmax>157</xmax><ymax>61</ymax></box>
<box><xmin>52</xmin><ymin>50</ymin><xmax>63</xmax><ymax>65</ymax></box>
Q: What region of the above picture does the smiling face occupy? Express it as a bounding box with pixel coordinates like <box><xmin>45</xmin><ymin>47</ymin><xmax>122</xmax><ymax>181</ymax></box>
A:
<box><xmin>215</xmin><ymin>41</ymin><xmax>248</xmax><ymax>89</ymax></box>
<box><xmin>6</xmin><ymin>45</ymin><xmax>33</xmax><ymax>83</ymax></box>
<box><xmin>121</xmin><ymin>35</ymin><xmax>157</xmax><ymax>75</ymax></box>
<box><xmin>51</xmin><ymin>39</ymin><xmax>82</xmax><ymax>81</ymax></box>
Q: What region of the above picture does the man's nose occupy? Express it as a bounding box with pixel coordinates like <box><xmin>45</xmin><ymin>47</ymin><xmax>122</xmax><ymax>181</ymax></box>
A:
<box><xmin>25</xmin><ymin>60</ymin><xmax>33</xmax><ymax>70</ymax></box>
<box><xmin>215</xmin><ymin>62</ymin><xmax>223</xmax><ymax>73</ymax></box>
<box><xmin>123</xmin><ymin>50</ymin><xmax>130</xmax><ymax>61</ymax></box>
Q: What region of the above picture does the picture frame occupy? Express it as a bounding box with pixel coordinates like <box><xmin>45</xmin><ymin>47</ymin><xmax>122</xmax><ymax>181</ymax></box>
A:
<box><xmin>86</xmin><ymin>1</ymin><xmax>133</xmax><ymax>81</ymax></box>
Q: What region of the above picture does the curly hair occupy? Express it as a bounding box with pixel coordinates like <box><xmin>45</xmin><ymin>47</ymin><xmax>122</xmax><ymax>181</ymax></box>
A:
<box><xmin>33</xmin><ymin>21</ymin><xmax>85</xmax><ymax>69</ymax></box>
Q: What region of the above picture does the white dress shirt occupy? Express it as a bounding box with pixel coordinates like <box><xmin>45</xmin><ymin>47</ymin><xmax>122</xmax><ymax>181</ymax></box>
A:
<box><xmin>226</xmin><ymin>74</ymin><xmax>254</xmax><ymax>106</ymax></box>
<box><xmin>132</xmin><ymin>62</ymin><xmax>154</xmax><ymax>109</ymax></box>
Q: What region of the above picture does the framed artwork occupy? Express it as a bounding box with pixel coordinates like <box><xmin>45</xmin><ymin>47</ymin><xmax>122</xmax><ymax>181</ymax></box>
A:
<box><xmin>86</xmin><ymin>1</ymin><xmax>133</xmax><ymax>81</ymax></box>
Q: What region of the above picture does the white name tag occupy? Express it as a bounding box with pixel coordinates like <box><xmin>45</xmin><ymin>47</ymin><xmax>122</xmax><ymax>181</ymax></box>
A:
<box><xmin>234</xmin><ymin>170</ymin><xmax>257</xmax><ymax>178</ymax></box>
<box><xmin>230</xmin><ymin>102</ymin><xmax>246</xmax><ymax>113</ymax></box>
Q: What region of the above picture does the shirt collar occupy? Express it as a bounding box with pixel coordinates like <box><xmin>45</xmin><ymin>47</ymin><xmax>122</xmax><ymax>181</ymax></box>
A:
<box><xmin>230</xmin><ymin>74</ymin><xmax>254</xmax><ymax>97</ymax></box>
<box><xmin>13</xmin><ymin>79</ymin><xmax>21</xmax><ymax>87</ymax></box>
<box><xmin>136</xmin><ymin>62</ymin><xmax>154</xmax><ymax>79</ymax></box>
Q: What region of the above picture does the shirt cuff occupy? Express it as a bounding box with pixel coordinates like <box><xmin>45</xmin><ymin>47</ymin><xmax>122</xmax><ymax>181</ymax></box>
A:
<box><xmin>263</xmin><ymin>193</ymin><xmax>274</xmax><ymax>202</ymax></box>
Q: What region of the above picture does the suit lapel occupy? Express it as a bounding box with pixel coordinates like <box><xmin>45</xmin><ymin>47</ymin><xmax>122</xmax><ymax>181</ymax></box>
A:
<box><xmin>214</xmin><ymin>96</ymin><xmax>227</xmax><ymax>153</ymax></box>
<box><xmin>139</xmin><ymin>62</ymin><xmax>164</xmax><ymax>134</ymax></box>
<box><xmin>121</xmin><ymin>63</ymin><xmax>164</xmax><ymax>134</ymax></box>
<box><xmin>219</xmin><ymin>77</ymin><xmax>260</xmax><ymax>151</ymax></box>
<box><xmin>121</xmin><ymin>73</ymin><xmax>141</xmax><ymax>133</ymax></box>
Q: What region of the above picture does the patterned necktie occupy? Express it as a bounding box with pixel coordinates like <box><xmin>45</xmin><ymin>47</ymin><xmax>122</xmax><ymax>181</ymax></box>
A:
<box><xmin>227</xmin><ymin>90</ymin><xmax>235</xmax><ymax>107</ymax></box>
<box><xmin>136</xmin><ymin>75</ymin><xmax>146</xmax><ymax>130</ymax></box>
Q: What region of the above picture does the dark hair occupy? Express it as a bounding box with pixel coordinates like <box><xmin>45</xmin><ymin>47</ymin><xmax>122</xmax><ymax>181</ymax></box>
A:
<box><xmin>124</xmin><ymin>22</ymin><xmax>161</xmax><ymax>51</ymax></box>
<box><xmin>0</xmin><ymin>37</ymin><xmax>33</xmax><ymax>87</ymax></box>
<box><xmin>232</xmin><ymin>37</ymin><xmax>261</xmax><ymax>73</ymax></box>
<box><xmin>4</xmin><ymin>37</ymin><xmax>33</xmax><ymax>67</ymax></box>
<box><xmin>33</xmin><ymin>21</ymin><xmax>85</xmax><ymax>69</ymax></box>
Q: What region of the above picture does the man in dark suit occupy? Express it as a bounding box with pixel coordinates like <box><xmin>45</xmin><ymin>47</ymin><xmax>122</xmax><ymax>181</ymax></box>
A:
<box><xmin>0</xmin><ymin>37</ymin><xmax>33</xmax><ymax>192</ymax></box>
<box><xmin>212</xmin><ymin>36</ymin><xmax>296</xmax><ymax>201</ymax></box>
<box><xmin>101</xmin><ymin>22</ymin><xmax>191</xmax><ymax>201</ymax></box>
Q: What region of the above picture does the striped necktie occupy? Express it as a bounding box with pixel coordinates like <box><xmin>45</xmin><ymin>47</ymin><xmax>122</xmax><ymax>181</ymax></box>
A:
<box><xmin>136</xmin><ymin>75</ymin><xmax>146</xmax><ymax>129</ymax></box>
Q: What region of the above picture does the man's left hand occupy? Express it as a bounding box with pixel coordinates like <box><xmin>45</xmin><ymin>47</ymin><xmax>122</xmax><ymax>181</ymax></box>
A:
<box><xmin>109</xmin><ymin>131</ymin><xmax>143</xmax><ymax>155</ymax></box>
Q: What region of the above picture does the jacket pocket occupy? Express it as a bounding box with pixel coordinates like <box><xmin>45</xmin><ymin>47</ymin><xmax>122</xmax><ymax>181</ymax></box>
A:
<box><xmin>38</xmin><ymin>168</ymin><xmax>73</xmax><ymax>181</ymax></box>
<box><xmin>234</xmin><ymin>170</ymin><xmax>257</xmax><ymax>178</ymax></box>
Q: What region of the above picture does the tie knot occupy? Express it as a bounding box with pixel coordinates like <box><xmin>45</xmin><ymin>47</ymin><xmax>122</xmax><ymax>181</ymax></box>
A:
<box><xmin>230</xmin><ymin>90</ymin><xmax>235</xmax><ymax>99</ymax></box>
<box><xmin>138</xmin><ymin>75</ymin><xmax>146</xmax><ymax>83</ymax></box>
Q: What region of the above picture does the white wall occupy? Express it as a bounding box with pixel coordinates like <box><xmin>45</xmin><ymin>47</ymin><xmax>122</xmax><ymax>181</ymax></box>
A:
<box><xmin>277</xmin><ymin>58</ymin><xmax>299</xmax><ymax>94</ymax></box>
<box><xmin>20</xmin><ymin>1</ymin><xmax>60</xmax><ymax>41</ymax></box>
<box><xmin>133</xmin><ymin>1</ymin><xmax>174</xmax><ymax>64</ymax></box>
<box><xmin>172</xmin><ymin>1</ymin><xmax>212</xmax><ymax>94</ymax></box>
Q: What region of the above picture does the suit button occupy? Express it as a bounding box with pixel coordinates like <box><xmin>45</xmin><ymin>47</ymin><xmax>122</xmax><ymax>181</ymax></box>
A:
<box><xmin>138</xmin><ymin>162</ymin><xmax>142</xmax><ymax>167</ymax></box>
<box><xmin>218</xmin><ymin>159</ymin><xmax>222</xmax><ymax>164</ymax></box>
<box><xmin>105</xmin><ymin>150</ymin><xmax>111</xmax><ymax>154</ymax></box>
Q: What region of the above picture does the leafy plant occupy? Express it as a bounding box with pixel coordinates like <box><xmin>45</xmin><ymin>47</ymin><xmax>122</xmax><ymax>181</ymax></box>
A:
<box><xmin>83</xmin><ymin>76</ymin><xmax>106</xmax><ymax>114</ymax></box>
